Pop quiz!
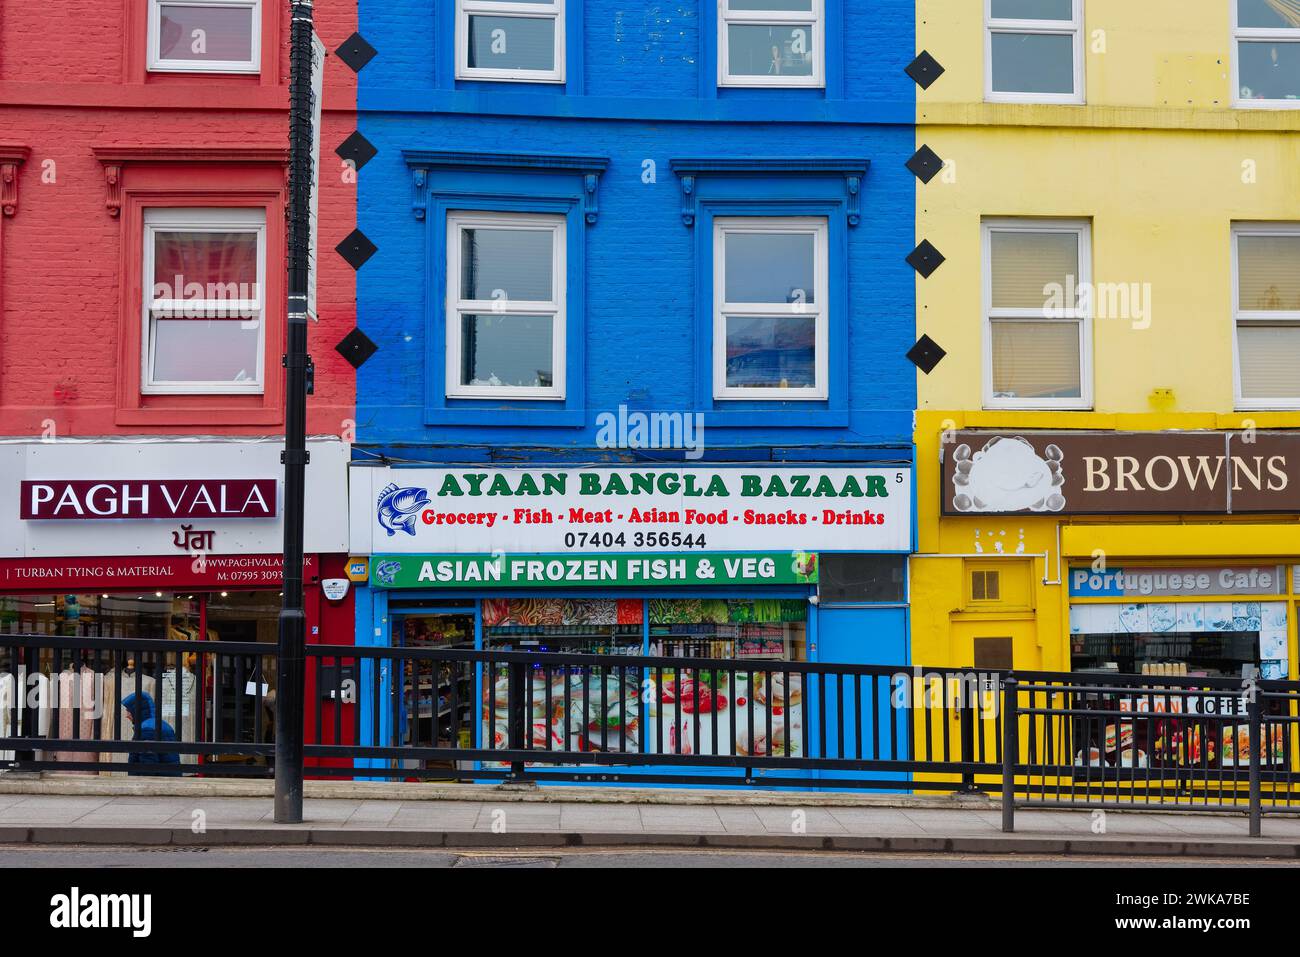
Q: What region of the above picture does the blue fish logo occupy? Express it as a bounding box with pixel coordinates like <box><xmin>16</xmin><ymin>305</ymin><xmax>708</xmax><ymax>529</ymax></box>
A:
<box><xmin>377</xmin><ymin>483</ymin><xmax>429</xmax><ymax>537</ymax></box>
<box><xmin>375</xmin><ymin>560</ymin><xmax>402</xmax><ymax>585</ymax></box>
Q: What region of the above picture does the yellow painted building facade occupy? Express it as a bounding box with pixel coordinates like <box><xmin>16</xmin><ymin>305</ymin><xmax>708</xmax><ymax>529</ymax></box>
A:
<box><xmin>911</xmin><ymin>1</ymin><xmax>1300</xmax><ymax>682</ymax></box>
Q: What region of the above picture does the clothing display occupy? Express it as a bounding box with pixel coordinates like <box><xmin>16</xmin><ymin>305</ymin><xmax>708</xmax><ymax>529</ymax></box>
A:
<box><xmin>51</xmin><ymin>665</ymin><xmax>99</xmax><ymax>774</ymax></box>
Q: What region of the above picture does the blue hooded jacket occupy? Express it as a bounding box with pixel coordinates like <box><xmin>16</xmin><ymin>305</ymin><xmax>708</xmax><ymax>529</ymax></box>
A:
<box><xmin>121</xmin><ymin>691</ymin><xmax>181</xmax><ymax>775</ymax></box>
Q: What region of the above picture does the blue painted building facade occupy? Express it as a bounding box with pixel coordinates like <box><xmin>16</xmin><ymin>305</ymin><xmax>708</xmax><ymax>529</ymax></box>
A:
<box><xmin>347</xmin><ymin>0</ymin><xmax>917</xmax><ymax>783</ymax></box>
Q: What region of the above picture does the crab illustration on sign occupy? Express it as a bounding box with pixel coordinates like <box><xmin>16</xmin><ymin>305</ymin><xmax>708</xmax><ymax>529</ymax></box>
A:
<box><xmin>377</xmin><ymin>484</ymin><xmax>429</xmax><ymax>537</ymax></box>
<box><xmin>951</xmin><ymin>435</ymin><xmax>1065</xmax><ymax>513</ymax></box>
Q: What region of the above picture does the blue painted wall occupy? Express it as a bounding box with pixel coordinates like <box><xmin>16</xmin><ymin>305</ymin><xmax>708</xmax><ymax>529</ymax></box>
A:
<box><xmin>353</xmin><ymin>0</ymin><xmax>917</xmax><ymax>455</ymax></box>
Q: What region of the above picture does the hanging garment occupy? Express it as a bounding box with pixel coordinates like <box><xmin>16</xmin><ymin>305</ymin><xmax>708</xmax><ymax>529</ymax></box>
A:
<box><xmin>51</xmin><ymin>665</ymin><xmax>100</xmax><ymax>774</ymax></box>
<box><xmin>159</xmin><ymin>667</ymin><xmax>197</xmax><ymax>764</ymax></box>
<box><xmin>0</xmin><ymin>670</ymin><xmax>53</xmax><ymax>764</ymax></box>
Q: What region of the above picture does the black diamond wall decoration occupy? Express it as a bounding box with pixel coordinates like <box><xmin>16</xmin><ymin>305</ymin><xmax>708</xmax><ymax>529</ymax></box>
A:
<box><xmin>336</xmin><ymin>131</ymin><xmax>378</xmax><ymax>171</ymax></box>
<box><xmin>906</xmin><ymin>335</ymin><xmax>947</xmax><ymax>375</ymax></box>
<box><xmin>336</xmin><ymin>229</ymin><xmax>378</xmax><ymax>270</ymax></box>
<box><xmin>335</xmin><ymin>327</ymin><xmax>379</xmax><ymax>369</ymax></box>
<box><xmin>904</xmin><ymin>50</ymin><xmax>945</xmax><ymax>90</ymax></box>
<box><xmin>906</xmin><ymin>239</ymin><xmax>946</xmax><ymax>278</ymax></box>
<box><xmin>906</xmin><ymin>144</ymin><xmax>945</xmax><ymax>184</ymax></box>
<box><xmin>335</xmin><ymin>33</ymin><xmax>378</xmax><ymax>73</ymax></box>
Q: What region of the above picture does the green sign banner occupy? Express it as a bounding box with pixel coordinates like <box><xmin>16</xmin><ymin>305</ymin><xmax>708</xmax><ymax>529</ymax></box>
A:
<box><xmin>370</xmin><ymin>552</ymin><xmax>819</xmax><ymax>589</ymax></box>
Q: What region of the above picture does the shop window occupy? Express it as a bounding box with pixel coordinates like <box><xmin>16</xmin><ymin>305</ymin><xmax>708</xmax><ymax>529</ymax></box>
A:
<box><xmin>142</xmin><ymin>207</ymin><xmax>266</xmax><ymax>395</ymax></box>
<box><xmin>983</xmin><ymin>219</ymin><xmax>1092</xmax><ymax>410</ymax></box>
<box><xmin>718</xmin><ymin>0</ymin><xmax>825</xmax><ymax>88</ymax></box>
<box><xmin>985</xmin><ymin>0</ymin><xmax>1083</xmax><ymax>104</ymax></box>
<box><xmin>1233</xmin><ymin>223</ymin><xmax>1300</xmax><ymax>409</ymax></box>
<box><xmin>1233</xmin><ymin>0</ymin><xmax>1300</xmax><ymax>108</ymax></box>
<box><xmin>713</xmin><ymin>216</ymin><xmax>828</xmax><ymax>400</ymax></box>
<box><xmin>817</xmin><ymin>554</ymin><xmax>906</xmax><ymax>604</ymax></box>
<box><xmin>148</xmin><ymin>0</ymin><xmax>261</xmax><ymax>74</ymax></box>
<box><xmin>445</xmin><ymin>211</ymin><xmax>566</xmax><ymax>399</ymax></box>
<box><xmin>970</xmin><ymin>569</ymin><xmax>1001</xmax><ymax>602</ymax></box>
<box><xmin>455</xmin><ymin>0</ymin><xmax>565</xmax><ymax>83</ymax></box>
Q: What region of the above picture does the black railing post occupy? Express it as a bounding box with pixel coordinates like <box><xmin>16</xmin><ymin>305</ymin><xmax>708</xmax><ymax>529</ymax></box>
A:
<box><xmin>16</xmin><ymin>647</ymin><xmax>37</xmax><ymax>765</ymax></box>
<box><xmin>507</xmin><ymin>660</ymin><xmax>526</xmax><ymax>781</ymax></box>
<box><xmin>1248</xmin><ymin>689</ymin><xmax>1262</xmax><ymax>838</ymax></box>
<box><xmin>959</xmin><ymin>668</ymin><xmax>977</xmax><ymax>793</ymax></box>
<box><xmin>1001</xmin><ymin>676</ymin><xmax>1018</xmax><ymax>833</ymax></box>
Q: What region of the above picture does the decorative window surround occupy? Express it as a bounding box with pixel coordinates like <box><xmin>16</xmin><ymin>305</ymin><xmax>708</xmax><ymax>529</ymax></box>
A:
<box><xmin>0</xmin><ymin>145</ymin><xmax>29</xmax><ymax>217</ymax></box>
<box><xmin>92</xmin><ymin>143</ymin><xmax>287</xmax><ymax>426</ymax></box>
<box><xmin>402</xmin><ymin>149</ymin><xmax>608</xmax><ymax>427</ymax></box>
<box><xmin>406</xmin><ymin>151</ymin><xmax>608</xmax><ymax>224</ymax></box>
<box><xmin>669</xmin><ymin>158</ymin><xmax>867</xmax><ymax>227</ymax></box>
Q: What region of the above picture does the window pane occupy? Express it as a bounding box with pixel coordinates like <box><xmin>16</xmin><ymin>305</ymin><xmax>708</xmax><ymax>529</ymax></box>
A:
<box><xmin>724</xmin><ymin>316</ymin><xmax>816</xmax><ymax>389</ymax></box>
<box><xmin>726</xmin><ymin>24</ymin><xmax>815</xmax><ymax>77</ymax></box>
<box><xmin>818</xmin><ymin>554</ymin><xmax>907</xmax><ymax>604</ymax></box>
<box><xmin>460</xmin><ymin>314</ymin><xmax>554</xmax><ymax>389</ymax></box>
<box><xmin>991</xmin><ymin>0</ymin><xmax>1072</xmax><ymax>20</ymax></box>
<box><xmin>990</xmin><ymin>230</ymin><xmax>1079</xmax><ymax>309</ymax></box>
<box><xmin>152</xmin><ymin>318</ymin><xmax>260</xmax><ymax>383</ymax></box>
<box><xmin>1238</xmin><ymin>41</ymin><xmax>1300</xmax><ymax>101</ymax></box>
<box><xmin>1238</xmin><ymin>325</ymin><xmax>1300</xmax><ymax>399</ymax></box>
<box><xmin>467</xmin><ymin>15</ymin><xmax>555</xmax><ymax>71</ymax></box>
<box><xmin>1238</xmin><ymin>234</ymin><xmax>1300</xmax><ymax>310</ymax></box>
<box><xmin>460</xmin><ymin>227</ymin><xmax>554</xmax><ymax>302</ymax></box>
<box><xmin>990</xmin><ymin>32</ymin><xmax>1075</xmax><ymax>94</ymax></box>
<box><xmin>724</xmin><ymin>231</ymin><xmax>816</xmax><ymax>304</ymax></box>
<box><xmin>1238</xmin><ymin>0</ymin><xmax>1300</xmax><ymax>29</ymax></box>
<box><xmin>153</xmin><ymin>231</ymin><xmax>259</xmax><ymax>299</ymax></box>
<box><xmin>991</xmin><ymin>319</ymin><xmax>1081</xmax><ymax>399</ymax></box>
<box><xmin>158</xmin><ymin>4</ymin><xmax>254</xmax><ymax>63</ymax></box>
<box><xmin>729</xmin><ymin>0</ymin><xmax>813</xmax><ymax>10</ymax></box>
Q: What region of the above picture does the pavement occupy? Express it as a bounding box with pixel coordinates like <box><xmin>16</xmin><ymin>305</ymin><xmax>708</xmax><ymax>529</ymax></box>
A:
<box><xmin>0</xmin><ymin>775</ymin><xmax>1298</xmax><ymax>859</ymax></box>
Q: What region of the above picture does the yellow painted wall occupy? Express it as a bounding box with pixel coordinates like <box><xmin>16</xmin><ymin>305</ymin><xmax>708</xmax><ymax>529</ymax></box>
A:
<box><xmin>911</xmin><ymin>2</ymin><xmax>1300</xmax><ymax>676</ymax></box>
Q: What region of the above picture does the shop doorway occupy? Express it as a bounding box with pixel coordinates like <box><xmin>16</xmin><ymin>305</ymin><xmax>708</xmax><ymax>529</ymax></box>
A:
<box><xmin>390</xmin><ymin>603</ymin><xmax>476</xmax><ymax>779</ymax></box>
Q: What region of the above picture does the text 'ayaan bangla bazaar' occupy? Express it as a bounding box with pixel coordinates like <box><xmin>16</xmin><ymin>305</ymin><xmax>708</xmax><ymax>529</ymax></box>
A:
<box><xmin>431</xmin><ymin>471</ymin><xmax>891</xmax><ymax>498</ymax></box>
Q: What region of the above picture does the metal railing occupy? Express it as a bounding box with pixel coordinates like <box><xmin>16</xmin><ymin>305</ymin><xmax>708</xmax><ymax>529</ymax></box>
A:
<box><xmin>4</xmin><ymin>633</ymin><xmax>1300</xmax><ymax>835</ymax></box>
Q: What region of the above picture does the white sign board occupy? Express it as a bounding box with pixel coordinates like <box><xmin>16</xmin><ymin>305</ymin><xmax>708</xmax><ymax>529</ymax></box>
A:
<box><xmin>1</xmin><ymin>439</ymin><xmax>350</xmax><ymax>557</ymax></box>
<box><xmin>349</xmin><ymin>465</ymin><xmax>912</xmax><ymax>555</ymax></box>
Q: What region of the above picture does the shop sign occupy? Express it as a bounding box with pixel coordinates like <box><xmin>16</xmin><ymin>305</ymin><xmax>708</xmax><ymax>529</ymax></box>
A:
<box><xmin>20</xmin><ymin>479</ymin><xmax>277</xmax><ymax>520</ymax></box>
<box><xmin>2</xmin><ymin>440</ymin><xmax>349</xmax><ymax>558</ymax></box>
<box><xmin>0</xmin><ymin>554</ymin><xmax>319</xmax><ymax>590</ymax></box>
<box><xmin>369</xmin><ymin>552</ymin><xmax>821</xmax><ymax>589</ymax></box>
<box><xmin>941</xmin><ymin>430</ymin><xmax>1300</xmax><ymax>515</ymax></box>
<box><xmin>1070</xmin><ymin>565</ymin><xmax>1284</xmax><ymax>598</ymax></box>
<box><xmin>352</xmin><ymin>466</ymin><xmax>912</xmax><ymax>554</ymax></box>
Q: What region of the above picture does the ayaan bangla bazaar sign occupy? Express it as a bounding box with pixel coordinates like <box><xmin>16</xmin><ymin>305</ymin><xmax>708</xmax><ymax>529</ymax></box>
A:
<box><xmin>941</xmin><ymin>431</ymin><xmax>1300</xmax><ymax>515</ymax></box>
<box><xmin>355</xmin><ymin>466</ymin><xmax>912</xmax><ymax>553</ymax></box>
<box><xmin>20</xmin><ymin>479</ymin><xmax>278</xmax><ymax>520</ymax></box>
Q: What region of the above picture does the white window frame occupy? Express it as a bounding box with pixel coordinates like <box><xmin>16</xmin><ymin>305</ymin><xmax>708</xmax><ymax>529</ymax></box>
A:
<box><xmin>1232</xmin><ymin>1</ymin><xmax>1300</xmax><ymax>110</ymax></box>
<box><xmin>147</xmin><ymin>0</ymin><xmax>261</xmax><ymax>74</ymax></box>
<box><xmin>1232</xmin><ymin>222</ymin><xmax>1300</xmax><ymax>410</ymax></box>
<box><xmin>718</xmin><ymin>0</ymin><xmax>825</xmax><ymax>88</ymax></box>
<box><xmin>142</xmin><ymin>207</ymin><xmax>266</xmax><ymax>395</ymax></box>
<box><xmin>984</xmin><ymin>0</ymin><xmax>1084</xmax><ymax>104</ymax></box>
<box><xmin>446</xmin><ymin>211</ymin><xmax>566</xmax><ymax>400</ymax></box>
<box><xmin>982</xmin><ymin>218</ymin><xmax>1093</xmax><ymax>411</ymax></box>
<box><xmin>713</xmin><ymin>216</ymin><xmax>829</xmax><ymax>401</ymax></box>
<box><xmin>455</xmin><ymin>0</ymin><xmax>565</xmax><ymax>83</ymax></box>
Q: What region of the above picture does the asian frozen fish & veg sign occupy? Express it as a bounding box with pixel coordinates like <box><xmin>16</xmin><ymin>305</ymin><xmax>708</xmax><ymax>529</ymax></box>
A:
<box><xmin>351</xmin><ymin>466</ymin><xmax>912</xmax><ymax>554</ymax></box>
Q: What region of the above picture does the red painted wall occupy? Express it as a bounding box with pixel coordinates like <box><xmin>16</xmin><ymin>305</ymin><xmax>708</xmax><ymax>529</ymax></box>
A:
<box><xmin>0</xmin><ymin>0</ymin><xmax>357</xmax><ymax>438</ymax></box>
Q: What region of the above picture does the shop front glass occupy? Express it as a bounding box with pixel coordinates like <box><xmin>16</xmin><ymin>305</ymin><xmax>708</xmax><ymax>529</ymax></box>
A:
<box><xmin>1069</xmin><ymin>600</ymin><xmax>1289</xmax><ymax>769</ymax></box>
<box><xmin>0</xmin><ymin>590</ymin><xmax>282</xmax><ymax>773</ymax></box>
